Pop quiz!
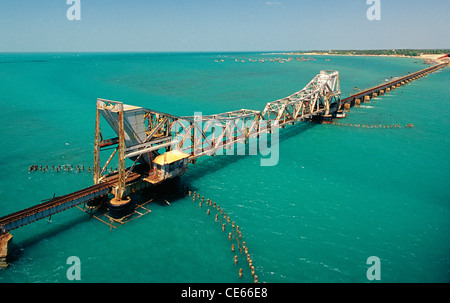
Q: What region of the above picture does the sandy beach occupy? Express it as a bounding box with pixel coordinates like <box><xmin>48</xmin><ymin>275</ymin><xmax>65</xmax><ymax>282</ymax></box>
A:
<box><xmin>282</xmin><ymin>52</ymin><xmax>449</xmax><ymax>64</ymax></box>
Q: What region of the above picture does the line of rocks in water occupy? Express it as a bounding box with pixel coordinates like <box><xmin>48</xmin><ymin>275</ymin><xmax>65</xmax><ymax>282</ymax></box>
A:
<box><xmin>330</xmin><ymin>122</ymin><xmax>414</xmax><ymax>128</ymax></box>
<box><xmin>190</xmin><ymin>190</ymin><xmax>259</xmax><ymax>283</ymax></box>
<box><xmin>28</xmin><ymin>164</ymin><xmax>118</xmax><ymax>173</ymax></box>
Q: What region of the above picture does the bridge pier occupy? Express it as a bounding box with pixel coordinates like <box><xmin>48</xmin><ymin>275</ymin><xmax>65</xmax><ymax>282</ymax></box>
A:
<box><xmin>109</xmin><ymin>197</ymin><xmax>133</xmax><ymax>219</ymax></box>
<box><xmin>337</xmin><ymin>63</ymin><xmax>446</xmax><ymax>119</ymax></box>
<box><xmin>0</xmin><ymin>232</ymin><xmax>12</xmax><ymax>268</ymax></box>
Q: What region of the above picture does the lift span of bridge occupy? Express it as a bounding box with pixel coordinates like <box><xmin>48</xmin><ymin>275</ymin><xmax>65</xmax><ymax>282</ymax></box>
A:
<box><xmin>0</xmin><ymin>63</ymin><xmax>447</xmax><ymax>267</ymax></box>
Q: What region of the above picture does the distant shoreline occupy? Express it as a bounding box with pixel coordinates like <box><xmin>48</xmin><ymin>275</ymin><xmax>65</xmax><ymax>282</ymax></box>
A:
<box><xmin>280</xmin><ymin>52</ymin><xmax>449</xmax><ymax>64</ymax></box>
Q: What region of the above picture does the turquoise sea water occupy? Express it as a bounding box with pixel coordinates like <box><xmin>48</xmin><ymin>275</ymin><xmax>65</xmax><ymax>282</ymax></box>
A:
<box><xmin>0</xmin><ymin>52</ymin><xmax>448</xmax><ymax>283</ymax></box>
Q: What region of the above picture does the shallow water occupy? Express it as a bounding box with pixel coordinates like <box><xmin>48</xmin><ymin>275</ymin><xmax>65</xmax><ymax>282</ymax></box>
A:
<box><xmin>0</xmin><ymin>52</ymin><xmax>448</xmax><ymax>282</ymax></box>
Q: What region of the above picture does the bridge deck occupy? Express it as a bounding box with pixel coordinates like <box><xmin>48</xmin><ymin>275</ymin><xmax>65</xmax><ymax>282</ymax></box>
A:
<box><xmin>0</xmin><ymin>172</ymin><xmax>141</xmax><ymax>234</ymax></box>
<box><xmin>341</xmin><ymin>63</ymin><xmax>447</xmax><ymax>105</ymax></box>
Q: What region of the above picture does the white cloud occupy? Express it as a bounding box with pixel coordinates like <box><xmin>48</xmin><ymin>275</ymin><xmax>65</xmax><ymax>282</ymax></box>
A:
<box><xmin>266</xmin><ymin>1</ymin><xmax>281</xmax><ymax>6</ymax></box>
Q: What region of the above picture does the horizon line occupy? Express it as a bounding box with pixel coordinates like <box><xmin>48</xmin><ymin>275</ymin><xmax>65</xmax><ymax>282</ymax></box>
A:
<box><xmin>1</xmin><ymin>48</ymin><xmax>449</xmax><ymax>54</ymax></box>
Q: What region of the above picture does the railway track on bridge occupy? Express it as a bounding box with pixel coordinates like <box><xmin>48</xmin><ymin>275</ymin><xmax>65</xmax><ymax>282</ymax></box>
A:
<box><xmin>340</xmin><ymin>63</ymin><xmax>447</xmax><ymax>107</ymax></box>
<box><xmin>0</xmin><ymin>172</ymin><xmax>141</xmax><ymax>234</ymax></box>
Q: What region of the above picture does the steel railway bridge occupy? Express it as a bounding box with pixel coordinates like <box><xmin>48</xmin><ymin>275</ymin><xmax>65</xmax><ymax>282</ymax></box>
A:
<box><xmin>0</xmin><ymin>64</ymin><xmax>447</xmax><ymax>266</ymax></box>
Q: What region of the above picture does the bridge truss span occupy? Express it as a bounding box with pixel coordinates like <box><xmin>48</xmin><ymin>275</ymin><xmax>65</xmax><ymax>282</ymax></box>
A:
<box><xmin>93</xmin><ymin>70</ymin><xmax>341</xmax><ymax>200</ymax></box>
<box><xmin>262</xmin><ymin>70</ymin><xmax>341</xmax><ymax>124</ymax></box>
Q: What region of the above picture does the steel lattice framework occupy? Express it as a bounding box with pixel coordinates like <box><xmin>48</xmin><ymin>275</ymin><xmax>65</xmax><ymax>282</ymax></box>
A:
<box><xmin>262</xmin><ymin>70</ymin><xmax>340</xmax><ymax>123</ymax></box>
<box><xmin>93</xmin><ymin>71</ymin><xmax>341</xmax><ymax>200</ymax></box>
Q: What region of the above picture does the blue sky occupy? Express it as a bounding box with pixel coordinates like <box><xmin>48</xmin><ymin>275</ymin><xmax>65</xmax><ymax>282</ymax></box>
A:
<box><xmin>0</xmin><ymin>0</ymin><xmax>448</xmax><ymax>52</ymax></box>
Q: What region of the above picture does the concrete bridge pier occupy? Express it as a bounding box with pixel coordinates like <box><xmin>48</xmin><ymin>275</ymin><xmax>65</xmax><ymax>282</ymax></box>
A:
<box><xmin>0</xmin><ymin>233</ymin><xmax>12</xmax><ymax>268</ymax></box>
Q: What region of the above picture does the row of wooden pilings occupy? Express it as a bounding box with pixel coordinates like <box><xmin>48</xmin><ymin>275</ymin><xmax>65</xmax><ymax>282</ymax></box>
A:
<box><xmin>28</xmin><ymin>164</ymin><xmax>116</xmax><ymax>173</ymax></box>
<box><xmin>189</xmin><ymin>190</ymin><xmax>259</xmax><ymax>283</ymax></box>
<box><xmin>330</xmin><ymin>122</ymin><xmax>414</xmax><ymax>129</ymax></box>
<box><xmin>343</xmin><ymin>84</ymin><xmax>402</xmax><ymax>111</ymax></box>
